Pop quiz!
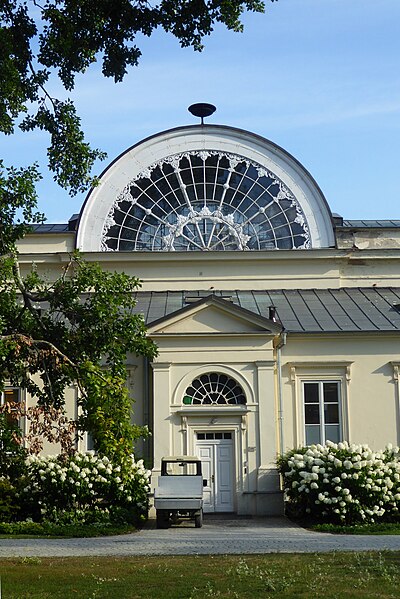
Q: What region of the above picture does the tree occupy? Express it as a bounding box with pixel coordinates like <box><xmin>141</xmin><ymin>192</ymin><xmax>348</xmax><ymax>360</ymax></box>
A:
<box><xmin>0</xmin><ymin>252</ymin><xmax>157</xmax><ymax>463</ymax></box>
<box><xmin>0</xmin><ymin>1</ymin><xmax>269</xmax><ymax>465</ymax></box>
<box><xmin>1</xmin><ymin>0</ymin><xmax>267</xmax><ymax>199</ymax></box>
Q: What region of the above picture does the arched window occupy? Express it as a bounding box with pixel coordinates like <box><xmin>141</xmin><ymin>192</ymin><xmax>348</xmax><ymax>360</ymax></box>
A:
<box><xmin>101</xmin><ymin>151</ymin><xmax>310</xmax><ymax>252</ymax></box>
<box><xmin>183</xmin><ymin>372</ymin><xmax>246</xmax><ymax>405</ymax></box>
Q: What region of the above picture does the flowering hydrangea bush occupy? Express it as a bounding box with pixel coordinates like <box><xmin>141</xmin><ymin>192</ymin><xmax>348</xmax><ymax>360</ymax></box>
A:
<box><xmin>18</xmin><ymin>452</ymin><xmax>151</xmax><ymax>525</ymax></box>
<box><xmin>277</xmin><ymin>442</ymin><xmax>400</xmax><ymax>524</ymax></box>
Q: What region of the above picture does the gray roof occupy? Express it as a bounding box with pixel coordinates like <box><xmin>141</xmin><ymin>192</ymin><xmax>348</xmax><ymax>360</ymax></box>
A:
<box><xmin>133</xmin><ymin>288</ymin><xmax>400</xmax><ymax>333</ymax></box>
<box><xmin>29</xmin><ymin>218</ymin><xmax>400</xmax><ymax>235</ymax></box>
<box><xmin>340</xmin><ymin>220</ymin><xmax>400</xmax><ymax>228</ymax></box>
<box><xmin>30</xmin><ymin>223</ymin><xmax>71</xmax><ymax>233</ymax></box>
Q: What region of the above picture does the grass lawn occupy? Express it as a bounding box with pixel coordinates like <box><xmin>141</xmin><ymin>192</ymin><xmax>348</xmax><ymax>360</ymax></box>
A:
<box><xmin>1</xmin><ymin>553</ymin><xmax>400</xmax><ymax>598</ymax></box>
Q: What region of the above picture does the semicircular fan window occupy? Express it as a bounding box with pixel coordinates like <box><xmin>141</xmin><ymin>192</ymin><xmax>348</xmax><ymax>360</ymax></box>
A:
<box><xmin>182</xmin><ymin>373</ymin><xmax>247</xmax><ymax>406</ymax></box>
<box><xmin>101</xmin><ymin>150</ymin><xmax>310</xmax><ymax>252</ymax></box>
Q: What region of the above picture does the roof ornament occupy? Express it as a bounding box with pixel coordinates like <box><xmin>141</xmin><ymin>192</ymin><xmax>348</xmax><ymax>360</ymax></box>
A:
<box><xmin>188</xmin><ymin>103</ymin><xmax>216</xmax><ymax>125</ymax></box>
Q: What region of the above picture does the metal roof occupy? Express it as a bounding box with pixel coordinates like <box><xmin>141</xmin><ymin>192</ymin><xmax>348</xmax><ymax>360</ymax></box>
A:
<box><xmin>341</xmin><ymin>220</ymin><xmax>400</xmax><ymax>228</ymax></box>
<box><xmin>132</xmin><ymin>288</ymin><xmax>400</xmax><ymax>333</ymax></box>
<box><xmin>29</xmin><ymin>218</ymin><xmax>400</xmax><ymax>235</ymax></box>
<box><xmin>30</xmin><ymin>223</ymin><xmax>71</xmax><ymax>233</ymax></box>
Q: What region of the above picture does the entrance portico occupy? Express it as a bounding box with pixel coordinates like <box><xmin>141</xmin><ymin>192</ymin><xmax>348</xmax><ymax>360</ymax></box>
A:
<box><xmin>148</xmin><ymin>295</ymin><xmax>283</xmax><ymax>516</ymax></box>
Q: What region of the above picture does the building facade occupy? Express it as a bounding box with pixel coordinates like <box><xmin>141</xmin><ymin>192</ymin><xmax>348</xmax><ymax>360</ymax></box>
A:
<box><xmin>12</xmin><ymin>123</ymin><xmax>400</xmax><ymax>515</ymax></box>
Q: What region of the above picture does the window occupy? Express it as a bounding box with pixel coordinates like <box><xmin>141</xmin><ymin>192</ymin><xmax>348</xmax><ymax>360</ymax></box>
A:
<box><xmin>183</xmin><ymin>373</ymin><xmax>246</xmax><ymax>405</ymax></box>
<box><xmin>101</xmin><ymin>150</ymin><xmax>310</xmax><ymax>252</ymax></box>
<box><xmin>303</xmin><ymin>381</ymin><xmax>342</xmax><ymax>445</ymax></box>
<box><xmin>0</xmin><ymin>387</ymin><xmax>22</xmax><ymax>427</ymax></box>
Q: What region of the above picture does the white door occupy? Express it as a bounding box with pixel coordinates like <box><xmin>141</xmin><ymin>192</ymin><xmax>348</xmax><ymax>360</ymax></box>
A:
<box><xmin>195</xmin><ymin>432</ymin><xmax>234</xmax><ymax>513</ymax></box>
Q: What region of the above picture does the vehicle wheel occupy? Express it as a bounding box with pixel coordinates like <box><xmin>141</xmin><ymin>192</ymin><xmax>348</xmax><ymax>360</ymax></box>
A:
<box><xmin>194</xmin><ymin>509</ymin><xmax>203</xmax><ymax>528</ymax></box>
<box><xmin>156</xmin><ymin>510</ymin><xmax>169</xmax><ymax>529</ymax></box>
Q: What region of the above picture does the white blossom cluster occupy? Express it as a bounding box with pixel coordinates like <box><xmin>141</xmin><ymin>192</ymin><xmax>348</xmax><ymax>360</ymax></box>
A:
<box><xmin>21</xmin><ymin>452</ymin><xmax>151</xmax><ymax>520</ymax></box>
<box><xmin>278</xmin><ymin>442</ymin><xmax>400</xmax><ymax>523</ymax></box>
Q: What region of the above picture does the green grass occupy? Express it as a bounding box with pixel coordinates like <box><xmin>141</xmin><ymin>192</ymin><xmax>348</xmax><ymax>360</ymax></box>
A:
<box><xmin>1</xmin><ymin>553</ymin><xmax>400</xmax><ymax>598</ymax></box>
<box><xmin>312</xmin><ymin>522</ymin><xmax>400</xmax><ymax>535</ymax></box>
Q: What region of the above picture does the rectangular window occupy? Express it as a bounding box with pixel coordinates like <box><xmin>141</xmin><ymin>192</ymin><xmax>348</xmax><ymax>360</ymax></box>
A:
<box><xmin>303</xmin><ymin>381</ymin><xmax>341</xmax><ymax>445</ymax></box>
<box><xmin>1</xmin><ymin>387</ymin><xmax>21</xmax><ymax>427</ymax></box>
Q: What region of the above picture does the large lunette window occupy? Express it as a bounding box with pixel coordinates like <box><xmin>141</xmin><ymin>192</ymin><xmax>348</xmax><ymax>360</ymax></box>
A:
<box><xmin>183</xmin><ymin>373</ymin><xmax>247</xmax><ymax>405</ymax></box>
<box><xmin>303</xmin><ymin>381</ymin><xmax>342</xmax><ymax>445</ymax></box>
<box><xmin>101</xmin><ymin>151</ymin><xmax>310</xmax><ymax>252</ymax></box>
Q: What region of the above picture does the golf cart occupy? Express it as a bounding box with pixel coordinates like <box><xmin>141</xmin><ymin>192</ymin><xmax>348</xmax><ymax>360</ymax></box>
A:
<box><xmin>154</xmin><ymin>456</ymin><xmax>204</xmax><ymax>529</ymax></box>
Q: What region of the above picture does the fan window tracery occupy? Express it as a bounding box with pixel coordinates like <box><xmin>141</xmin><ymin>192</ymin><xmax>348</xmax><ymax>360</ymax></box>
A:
<box><xmin>183</xmin><ymin>373</ymin><xmax>247</xmax><ymax>405</ymax></box>
<box><xmin>101</xmin><ymin>151</ymin><xmax>310</xmax><ymax>252</ymax></box>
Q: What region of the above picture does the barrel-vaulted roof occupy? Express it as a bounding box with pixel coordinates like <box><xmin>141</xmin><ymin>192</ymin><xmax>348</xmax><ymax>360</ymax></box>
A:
<box><xmin>76</xmin><ymin>125</ymin><xmax>335</xmax><ymax>252</ymax></box>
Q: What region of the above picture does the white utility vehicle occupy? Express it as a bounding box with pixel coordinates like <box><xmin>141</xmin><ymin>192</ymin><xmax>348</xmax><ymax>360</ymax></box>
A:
<box><xmin>154</xmin><ymin>456</ymin><xmax>204</xmax><ymax>528</ymax></box>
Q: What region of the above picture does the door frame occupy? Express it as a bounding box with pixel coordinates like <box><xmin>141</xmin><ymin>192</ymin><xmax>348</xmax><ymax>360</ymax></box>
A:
<box><xmin>195</xmin><ymin>432</ymin><xmax>235</xmax><ymax>513</ymax></box>
<box><xmin>183</xmin><ymin>417</ymin><xmax>246</xmax><ymax>514</ymax></box>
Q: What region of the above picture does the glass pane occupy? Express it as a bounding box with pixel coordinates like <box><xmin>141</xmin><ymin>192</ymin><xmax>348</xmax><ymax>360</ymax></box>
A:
<box><xmin>224</xmin><ymin>432</ymin><xmax>232</xmax><ymax>439</ymax></box>
<box><xmin>324</xmin><ymin>403</ymin><xmax>339</xmax><ymax>424</ymax></box>
<box><xmin>304</xmin><ymin>383</ymin><xmax>319</xmax><ymax>403</ymax></box>
<box><xmin>305</xmin><ymin>426</ymin><xmax>321</xmax><ymax>445</ymax></box>
<box><xmin>196</xmin><ymin>433</ymin><xmax>205</xmax><ymax>440</ymax></box>
<box><xmin>3</xmin><ymin>389</ymin><xmax>20</xmax><ymax>404</ymax></box>
<box><xmin>215</xmin><ymin>433</ymin><xmax>223</xmax><ymax>439</ymax></box>
<box><xmin>325</xmin><ymin>425</ymin><xmax>341</xmax><ymax>444</ymax></box>
<box><xmin>323</xmin><ymin>382</ymin><xmax>339</xmax><ymax>404</ymax></box>
<box><xmin>305</xmin><ymin>404</ymin><xmax>320</xmax><ymax>424</ymax></box>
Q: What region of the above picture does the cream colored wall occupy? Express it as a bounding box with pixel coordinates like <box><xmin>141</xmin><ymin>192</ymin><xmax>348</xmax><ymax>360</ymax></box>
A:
<box><xmin>16</xmin><ymin>235</ymin><xmax>400</xmax><ymax>289</ymax></box>
<box><xmin>18</xmin><ymin>233</ymin><xmax>75</xmax><ymax>254</ymax></box>
<box><xmin>280</xmin><ymin>334</ymin><xmax>400</xmax><ymax>452</ymax></box>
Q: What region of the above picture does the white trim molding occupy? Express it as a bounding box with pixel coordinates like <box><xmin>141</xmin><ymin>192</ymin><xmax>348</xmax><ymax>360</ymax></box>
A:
<box><xmin>288</xmin><ymin>361</ymin><xmax>353</xmax><ymax>447</ymax></box>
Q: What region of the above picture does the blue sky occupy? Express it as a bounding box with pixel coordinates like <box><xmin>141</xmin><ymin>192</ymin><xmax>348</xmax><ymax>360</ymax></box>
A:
<box><xmin>2</xmin><ymin>0</ymin><xmax>400</xmax><ymax>222</ymax></box>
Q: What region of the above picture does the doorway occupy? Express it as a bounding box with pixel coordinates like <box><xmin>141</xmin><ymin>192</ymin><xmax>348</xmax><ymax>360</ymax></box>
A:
<box><xmin>195</xmin><ymin>432</ymin><xmax>234</xmax><ymax>513</ymax></box>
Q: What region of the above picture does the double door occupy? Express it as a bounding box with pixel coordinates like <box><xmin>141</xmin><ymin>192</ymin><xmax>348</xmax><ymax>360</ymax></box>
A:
<box><xmin>195</xmin><ymin>432</ymin><xmax>234</xmax><ymax>513</ymax></box>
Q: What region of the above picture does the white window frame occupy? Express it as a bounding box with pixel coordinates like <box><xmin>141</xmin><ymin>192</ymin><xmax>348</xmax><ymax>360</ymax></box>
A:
<box><xmin>302</xmin><ymin>380</ymin><xmax>342</xmax><ymax>445</ymax></box>
<box><xmin>289</xmin><ymin>362</ymin><xmax>352</xmax><ymax>447</ymax></box>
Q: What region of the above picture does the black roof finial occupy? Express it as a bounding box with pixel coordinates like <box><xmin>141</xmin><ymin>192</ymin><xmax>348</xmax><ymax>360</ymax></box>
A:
<box><xmin>188</xmin><ymin>103</ymin><xmax>216</xmax><ymax>125</ymax></box>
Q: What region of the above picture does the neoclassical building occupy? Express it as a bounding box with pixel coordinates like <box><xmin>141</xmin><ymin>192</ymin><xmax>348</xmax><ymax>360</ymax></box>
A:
<box><xmin>13</xmin><ymin>121</ymin><xmax>400</xmax><ymax>515</ymax></box>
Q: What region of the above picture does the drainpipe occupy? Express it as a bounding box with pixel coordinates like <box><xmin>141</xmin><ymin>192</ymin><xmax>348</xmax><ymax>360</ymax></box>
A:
<box><xmin>143</xmin><ymin>356</ymin><xmax>151</xmax><ymax>464</ymax></box>
<box><xmin>275</xmin><ymin>332</ymin><xmax>287</xmax><ymax>456</ymax></box>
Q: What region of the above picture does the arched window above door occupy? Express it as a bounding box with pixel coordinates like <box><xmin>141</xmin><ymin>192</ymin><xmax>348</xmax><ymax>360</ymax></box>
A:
<box><xmin>183</xmin><ymin>372</ymin><xmax>246</xmax><ymax>405</ymax></box>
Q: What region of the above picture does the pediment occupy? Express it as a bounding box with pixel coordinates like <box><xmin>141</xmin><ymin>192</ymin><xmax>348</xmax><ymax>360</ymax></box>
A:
<box><xmin>147</xmin><ymin>295</ymin><xmax>281</xmax><ymax>336</ymax></box>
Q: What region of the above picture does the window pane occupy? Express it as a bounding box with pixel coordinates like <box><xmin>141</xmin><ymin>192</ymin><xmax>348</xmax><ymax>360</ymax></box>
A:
<box><xmin>304</xmin><ymin>383</ymin><xmax>319</xmax><ymax>403</ymax></box>
<box><xmin>323</xmin><ymin>382</ymin><xmax>339</xmax><ymax>404</ymax></box>
<box><xmin>325</xmin><ymin>425</ymin><xmax>341</xmax><ymax>444</ymax></box>
<box><xmin>305</xmin><ymin>404</ymin><xmax>320</xmax><ymax>424</ymax></box>
<box><xmin>3</xmin><ymin>389</ymin><xmax>20</xmax><ymax>403</ymax></box>
<box><xmin>324</xmin><ymin>403</ymin><xmax>339</xmax><ymax>424</ymax></box>
<box><xmin>306</xmin><ymin>426</ymin><xmax>321</xmax><ymax>445</ymax></box>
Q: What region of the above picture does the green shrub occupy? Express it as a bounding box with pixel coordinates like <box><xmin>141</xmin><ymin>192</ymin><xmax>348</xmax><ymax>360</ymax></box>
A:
<box><xmin>0</xmin><ymin>478</ymin><xmax>21</xmax><ymax>522</ymax></box>
<box><xmin>0</xmin><ymin>413</ymin><xmax>28</xmax><ymax>482</ymax></box>
<box><xmin>278</xmin><ymin>442</ymin><xmax>400</xmax><ymax>524</ymax></box>
<box><xmin>18</xmin><ymin>452</ymin><xmax>151</xmax><ymax>525</ymax></box>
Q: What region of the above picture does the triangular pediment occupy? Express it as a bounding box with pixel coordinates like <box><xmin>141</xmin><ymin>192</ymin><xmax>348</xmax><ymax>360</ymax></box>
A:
<box><xmin>147</xmin><ymin>295</ymin><xmax>282</xmax><ymax>336</ymax></box>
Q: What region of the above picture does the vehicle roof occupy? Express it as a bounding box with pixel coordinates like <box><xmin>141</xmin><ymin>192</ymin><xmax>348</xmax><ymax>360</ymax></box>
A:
<box><xmin>161</xmin><ymin>455</ymin><xmax>200</xmax><ymax>462</ymax></box>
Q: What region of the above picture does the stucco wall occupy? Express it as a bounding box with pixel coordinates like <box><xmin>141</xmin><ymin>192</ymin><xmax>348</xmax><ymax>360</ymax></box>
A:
<box><xmin>280</xmin><ymin>334</ymin><xmax>400</xmax><ymax>452</ymax></box>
